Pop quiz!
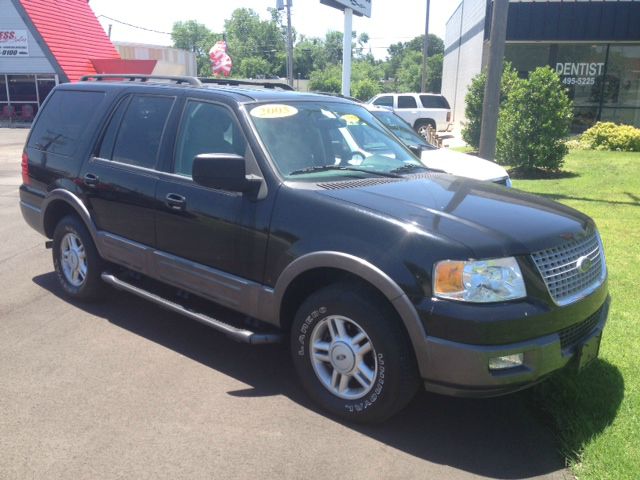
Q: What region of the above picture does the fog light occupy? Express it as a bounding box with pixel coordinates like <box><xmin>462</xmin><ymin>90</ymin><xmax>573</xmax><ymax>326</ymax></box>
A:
<box><xmin>489</xmin><ymin>353</ymin><xmax>524</xmax><ymax>370</ymax></box>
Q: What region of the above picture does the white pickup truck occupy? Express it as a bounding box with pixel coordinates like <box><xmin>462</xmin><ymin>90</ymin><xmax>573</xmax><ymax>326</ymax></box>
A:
<box><xmin>367</xmin><ymin>93</ymin><xmax>453</xmax><ymax>136</ymax></box>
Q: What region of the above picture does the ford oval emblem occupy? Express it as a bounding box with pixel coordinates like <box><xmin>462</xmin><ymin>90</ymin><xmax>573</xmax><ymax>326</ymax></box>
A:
<box><xmin>576</xmin><ymin>255</ymin><xmax>593</xmax><ymax>273</ymax></box>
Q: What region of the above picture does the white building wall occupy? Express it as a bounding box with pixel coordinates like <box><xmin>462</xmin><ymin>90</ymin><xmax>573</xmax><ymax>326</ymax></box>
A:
<box><xmin>442</xmin><ymin>0</ymin><xmax>488</xmax><ymax>130</ymax></box>
<box><xmin>0</xmin><ymin>0</ymin><xmax>56</xmax><ymax>74</ymax></box>
<box><xmin>114</xmin><ymin>42</ymin><xmax>197</xmax><ymax>76</ymax></box>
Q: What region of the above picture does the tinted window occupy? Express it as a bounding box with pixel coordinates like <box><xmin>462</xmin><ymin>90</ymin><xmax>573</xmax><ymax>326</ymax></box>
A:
<box><xmin>397</xmin><ymin>96</ymin><xmax>417</xmax><ymax>109</ymax></box>
<box><xmin>29</xmin><ymin>90</ymin><xmax>105</xmax><ymax>156</ymax></box>
<box><xmin>372</xmin><ymin>95</ymin><xmax>393</xmax><ymax>107</ymax></box>
<box><xmin>420</xmin><ymin>95</ymin><xmax>450</xmax><ymax>109</ymax></box>
<box><xmin>174</xmin><ymin>101</ymin><xmax>246</xmax><ymax>177</ymax></box>
<box><xmin>110</xmin><ymin>95</ymin><xmax>174</xmax><ymax>168</ymax></box>
<box><xmin>97</xmin><ymin>96</ymin><xmax>130</xmax><ymax>160</ymax></box>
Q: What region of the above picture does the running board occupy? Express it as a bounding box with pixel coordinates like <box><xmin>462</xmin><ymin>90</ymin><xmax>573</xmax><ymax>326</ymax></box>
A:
<box><xmin>100</xmin><ymin>273</ymin><xmax>284</xmax><ymax>345</ymax></box>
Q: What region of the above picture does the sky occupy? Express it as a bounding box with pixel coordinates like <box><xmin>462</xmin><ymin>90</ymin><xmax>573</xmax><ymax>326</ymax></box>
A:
<box><xmin>88</xmin><ymin>0</ymin><xmax>459</xmax><ymax>60</ymax></box>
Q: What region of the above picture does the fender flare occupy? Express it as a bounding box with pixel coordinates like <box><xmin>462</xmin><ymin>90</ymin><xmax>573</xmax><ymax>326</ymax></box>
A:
<box><xmin>41</xmin><ymin>189</ymin><xmax>104</xmax><ymax>257</ymax></box>
<box><xmin>272</xmin><ymin>251</ymin><xmax>429</xmax><ymax>369</ymax></box>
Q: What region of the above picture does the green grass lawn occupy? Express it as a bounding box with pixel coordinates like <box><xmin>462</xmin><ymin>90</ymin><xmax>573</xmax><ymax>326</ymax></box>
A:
<box><xmin>513</xmin><ymin>150</ymin><xmax>640</xmax><ymax>479</ymax></box>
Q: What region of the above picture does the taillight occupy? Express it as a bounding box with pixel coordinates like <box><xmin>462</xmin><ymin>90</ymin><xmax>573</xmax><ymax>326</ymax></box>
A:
<box><xmin>21</xmin><ymin>151</ymin><xmax>30</xmax><ymax>185</ymax></box>
<box><xmin>447</xmin><ymin>111</ymin><xmax>451</xmax><ymax>123</ymax></box>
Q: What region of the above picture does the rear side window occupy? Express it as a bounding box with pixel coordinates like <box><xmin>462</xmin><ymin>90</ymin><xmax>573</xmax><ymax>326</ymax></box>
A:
<box><xmin>28</xmin><ymin>90</ymin><xmax>105</xmax><ymax>156</ymax></box>
<box><xmin>397</xmin><ymin>95</ymin><xmax>417</xmax><ymax>109</ymax></box>
<box><xmin>372</xmin><ymin>95</ymin><xmax>393</xmax><ymax>108</ymax></box>
<box><xmin>420</xmin><ymin>95</ymin><xmax>450</xmax><ymax>109</ymax></box>
<box><xmin>101</xmin><ymin>95</ymin><xmax>174</xmax><ymax>169</ymax></box>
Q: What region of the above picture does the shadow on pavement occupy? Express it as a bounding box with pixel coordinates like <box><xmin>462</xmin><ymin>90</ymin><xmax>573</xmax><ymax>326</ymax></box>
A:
<box><xmin>35</xmin><ymin>272</ymin><xmax>572</xmax><ymax>479</ymax></box>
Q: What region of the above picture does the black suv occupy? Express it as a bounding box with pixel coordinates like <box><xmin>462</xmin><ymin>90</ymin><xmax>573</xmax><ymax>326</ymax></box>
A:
<box><xmin>19</xmin><ymin>75</ymin><xmax>610</xmax><ymax>423</ymax></box>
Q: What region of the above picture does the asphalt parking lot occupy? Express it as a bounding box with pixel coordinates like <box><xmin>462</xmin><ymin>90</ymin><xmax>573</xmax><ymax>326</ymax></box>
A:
<box><xmin>0</xmin><ymin>128</ymin><xmax>569</xmax><ymax>480</ymax></box>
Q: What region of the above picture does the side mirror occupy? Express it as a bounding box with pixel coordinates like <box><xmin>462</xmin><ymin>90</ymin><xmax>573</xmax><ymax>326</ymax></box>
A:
<box><xmin>192</xmin><ymin>153</ymin><xmax>262</xmax><ymax>194</ymax></box>
<box><xmin>408</xmin><ymin>145</ymin><xmax>423</xmax><ymax>158</ymax></box>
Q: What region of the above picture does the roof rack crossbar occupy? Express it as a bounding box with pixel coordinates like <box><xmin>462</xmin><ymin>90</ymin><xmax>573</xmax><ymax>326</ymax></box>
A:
<box><xmin>198</xmin><ymin>78</ymin><xmax>294</xmax><ymax>91</ymax></box>
<box><xmin>80</xmin><ymin>74</ymin><xmax>202</xmax><ymax>86</ymax></box>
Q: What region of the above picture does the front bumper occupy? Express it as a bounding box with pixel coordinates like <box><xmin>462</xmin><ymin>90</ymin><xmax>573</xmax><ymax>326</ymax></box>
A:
<box><xmin>419</xmin><ymin>296</ymin><xmax>610</xmax><ymax>397</ymax></box>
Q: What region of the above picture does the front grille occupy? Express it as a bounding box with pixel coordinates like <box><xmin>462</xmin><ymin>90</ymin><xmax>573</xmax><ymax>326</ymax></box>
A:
<box><xmin>559</xmin><ymin>308</ymin><xmax>602</xmax><ymax>351</ymax></box>
<box><xmin>531</xmin><ymin>231</ymin><xmax>605</xmax><ymax>306</ymax></box>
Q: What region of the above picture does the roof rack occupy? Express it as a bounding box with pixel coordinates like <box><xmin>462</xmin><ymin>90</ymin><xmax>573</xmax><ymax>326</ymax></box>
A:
<box><xmin>80</xmin><ymin>74</ymin><xmax>202</xmax><ymax>86</ymax></box>
<box><xmin>198</xmin><ymin>78</ymin><xmax>294</xmax><ymax>91</ymax></box>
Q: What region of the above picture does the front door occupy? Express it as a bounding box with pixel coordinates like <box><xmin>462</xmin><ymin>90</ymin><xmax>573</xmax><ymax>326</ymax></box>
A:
<box><xmin>154</xmin><ymin>99</ymin><xmax>271</xmax><ymax>296</ymax></box>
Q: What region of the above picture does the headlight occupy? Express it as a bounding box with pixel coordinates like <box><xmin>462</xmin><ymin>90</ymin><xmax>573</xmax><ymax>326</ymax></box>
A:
<box><xmin>505</xmin><ymin>177</ymin><xmax>513</xmax><ymax>188</ymax></box>
<box><xmin>433</xmin><ymin>257</ymin><xmax>526</xmax><ymax>303</ymax></box>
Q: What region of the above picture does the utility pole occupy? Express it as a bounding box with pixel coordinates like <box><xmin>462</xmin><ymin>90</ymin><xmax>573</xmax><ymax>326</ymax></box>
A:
<box><xmin>420</xmin><ymin>0</ymin><xmax>431</xmax><ymax>93</ymax></box>
<box><xmin>479</xmin><ymin>0</ymin><xmax>509</xmax><ymax>160</ymax></box>
<box><xmin>341</xmin><ymin>8</ymin><xmax>353</xmax><ymax>96</ymax></box>
<box><xmin>278</xmin><ymin>0</ymin><xmax>295</xmax><ymax>87</ymax></box>
<box><xmin>286</xmin><ymin>0</ymin><xmax>294</xmax><ymax>88</ymax></box>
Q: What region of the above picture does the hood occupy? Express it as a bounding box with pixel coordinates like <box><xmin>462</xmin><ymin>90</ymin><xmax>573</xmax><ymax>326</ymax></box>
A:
<box><xmin>318</xmin><ymin>175</ymin><xmax>593</xmax><ymax>258</ymax></box>
<box><xmin>421</xmin><ymin>149</ymin><xmax>509</xmax><ymax>182</ymax></box>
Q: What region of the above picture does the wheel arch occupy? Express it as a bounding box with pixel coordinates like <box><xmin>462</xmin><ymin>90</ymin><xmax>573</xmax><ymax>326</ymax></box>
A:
<box><xmin>42</xmin><ymin>189</ymin><xmax>102</xmax><ymax>256</ymax></box>
<box><xmin>273</xmin><ymin>252</ymin><xmax>428</xmax><ymax>365</ymax></box>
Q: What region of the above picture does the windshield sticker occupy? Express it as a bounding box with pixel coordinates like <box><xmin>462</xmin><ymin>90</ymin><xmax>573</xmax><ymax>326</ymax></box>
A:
<box><xmin>250</xmin><ymin>104</ymin><xmax>298</xmax><ymax>119</ymax></box>
<box><xmin>340</xmin><ymin>114</ymin><xmax>361</xmax><ymax>125</ymax></box>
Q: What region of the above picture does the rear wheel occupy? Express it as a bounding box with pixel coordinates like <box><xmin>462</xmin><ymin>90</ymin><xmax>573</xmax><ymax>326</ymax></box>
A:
<box><xmin>415</xmin><ymin>120</ymin><xmax>436</xmax><ymax>139</ymax></box>
<box><xmin>52</xmin><ymin>215</ymin><xmax>105</xmax><ymax>301</ymax></box>
<box><xmin>291</xmin><ymin>283</ymin><xmax>420</xmax><ymax>423</ymax></box>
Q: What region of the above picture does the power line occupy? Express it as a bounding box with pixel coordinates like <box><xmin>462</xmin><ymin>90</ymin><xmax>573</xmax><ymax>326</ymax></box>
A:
<box><xmin>97</xmin><ymin>14</ymin><xmax>172</xmax><ymax>35</ymax></box>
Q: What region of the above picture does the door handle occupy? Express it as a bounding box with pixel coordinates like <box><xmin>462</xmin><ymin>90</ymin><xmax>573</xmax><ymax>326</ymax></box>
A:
<box><xmin>83</xmin><ymin>173</ymin><xmax>99</xmax><ymax>187</ymax></box>
<box><xmin>165</xmin><ymin>193</ymin><xmax>186</xmax><ymax>211</ymax></box>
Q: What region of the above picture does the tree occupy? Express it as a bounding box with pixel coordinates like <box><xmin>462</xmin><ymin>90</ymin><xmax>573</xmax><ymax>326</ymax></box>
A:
<box><xmin>224</xmin><ymin>8</ymin><xmax>286</xmax><ymax>78</ymax></box>
<box><xmin>171</xmin><ymin>20</ymin><xmax>218</xmax><ymax>77</ymax></box>
<box><xmin>237</xmin><ymin>57</ymin><xmax>271</xmax><ymax>78</ymax></box>
<box><xmin>461</xmin><ymin>63</ymin><xmax>519</xmax><ymax>150</ymax></box>
<box><xmin>383</xmin><ymin>34</ymin><xmax>444</xmax><ymax>93</ymax></box>
<box><xmin>497</xmin><ymin>67</ymin><xmax>573</xmax><ymax>171</ymax></box>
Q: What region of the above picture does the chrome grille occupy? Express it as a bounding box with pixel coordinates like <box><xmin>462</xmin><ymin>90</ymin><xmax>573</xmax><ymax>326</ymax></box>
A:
<box><xmin>531</xmin><ymin>232</ymin><xmax>605</xmax><ymax>306</ymax></box>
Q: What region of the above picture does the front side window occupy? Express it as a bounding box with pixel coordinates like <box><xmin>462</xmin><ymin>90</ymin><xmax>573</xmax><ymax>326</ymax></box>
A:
<box><xmin>249</xmin><ymin>101</ymin><xmax>423</xmax><ymax>182</ymax></box>
<box><xmin>174</xmin><ymin>101</ymin><xmax>246</xmax><ymax>177</ymax></box>
<box><xmin>106</xmin><ymin>95</ymin><xmax>174</xmax><ymax>169</ymax></box>
<box><xmin>397</xmin><ymin>95</ymin><xmax>417</xmax><ymax>109</ymax></box>
<box><xmin>372</xmin><ymin>95</ymin><xmax>393</xmax><ymax>108</ymax></box>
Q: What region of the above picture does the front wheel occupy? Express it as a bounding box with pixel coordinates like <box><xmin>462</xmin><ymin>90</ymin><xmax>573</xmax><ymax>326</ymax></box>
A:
<box><xmin>291</xmin><ymin>283</ymin><xmax>420</xmax><ymax>423</ymax></box>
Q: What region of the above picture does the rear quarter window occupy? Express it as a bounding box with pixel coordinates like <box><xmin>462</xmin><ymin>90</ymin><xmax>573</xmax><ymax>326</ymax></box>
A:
<box><xmin>420</xmin><ymin>95</ymin><xmax>450</xmax><ymax>109</ymax></box>
<box><xmin>28</xmin><ymin>90</ymin><xmax>105</xmax><ymax>156</ymax></box>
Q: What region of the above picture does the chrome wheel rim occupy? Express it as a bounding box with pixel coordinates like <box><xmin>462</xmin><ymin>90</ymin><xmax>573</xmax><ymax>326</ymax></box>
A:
<box><xmin>309</xmin><ymin>315</ymin><xmax>378</xmax><ymax>400</ymax></box>
<box><xmin>417</xmin><ymin>125</ymin><xmax>429</xmax><ymax>138</ymax></box>
<box><xmin>60</xmin><ymin>232</ymin><xmax>87</xmax><ymax>287</ymax></box>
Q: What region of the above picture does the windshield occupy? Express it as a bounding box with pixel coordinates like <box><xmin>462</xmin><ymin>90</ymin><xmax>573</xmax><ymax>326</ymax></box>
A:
<box><xmin>371</xmin><ymin>110</ymin><xmax>436</xmax><ymax>150</ymax></box>
<box><xmin>248</xmin><ymin>101</ymin><xmax>425</xmax><ymax>181</ymax></box>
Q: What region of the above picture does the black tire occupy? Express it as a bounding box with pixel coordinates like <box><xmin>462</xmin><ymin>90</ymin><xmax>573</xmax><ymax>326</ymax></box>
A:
<box><xmin>415</xmin><ymin>119</ymin><xmax>436</xmax><ymax>138</ymax></box>
<box><xmin>291</xmin><ymin>283</ymin><xmax>420</xmax><ymax>423</ymax></box>
<box><xmin>52</xmin><ymin>215</ymin><xmax>106</xmax><ymax>301</ymax></box>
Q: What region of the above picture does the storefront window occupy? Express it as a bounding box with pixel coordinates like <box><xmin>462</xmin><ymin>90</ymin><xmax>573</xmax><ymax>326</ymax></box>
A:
<box><xmin>37</xmin><ymin>77</ymin><xmax>56</xmax><ymax>103</ymax></box>
<box><xmin>0</xmin><ymin>76</ymin><xmax>7</xmax><ymax>102</ymax></box>
<box><xmin>505</xmin><ymin>43</ymin><xmax>551</xmax><ymax>77</ymax></box>
<box><xmin>7</xmin><ymin>75</ymin><xmax>37</xmax><ymax>102</ymax></box>
<box><xmin>554</xmin><ymin>44</ymin><xmax>607</xmax><ymax>110</ymax></box>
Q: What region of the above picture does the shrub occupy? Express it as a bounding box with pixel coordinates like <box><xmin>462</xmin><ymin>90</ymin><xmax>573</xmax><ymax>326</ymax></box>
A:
<box><xmin>496</xmin><ymin>66</ymin><xmax>573</xmax><ymax>171</ymax></box>
<box><xmin>461</xmin><ymin>63</ymin><xmax>519</xmax><ymax>150</ymax></box>
<box><xmin>580</xmin><ymin>122</ymin><xmax>640</xmax><ymax>152</ymax></box>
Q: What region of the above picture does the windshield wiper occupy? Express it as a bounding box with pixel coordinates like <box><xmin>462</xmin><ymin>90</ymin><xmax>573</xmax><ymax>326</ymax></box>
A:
<box><xmin>289</xmin><ymin>165</ymin><xmax>402</xmax><ymax>178</ymax></box>
<box><xmin>389</xmin><ymin>164</ymin><xmax>432</xmax><ymax>174</ymax></box>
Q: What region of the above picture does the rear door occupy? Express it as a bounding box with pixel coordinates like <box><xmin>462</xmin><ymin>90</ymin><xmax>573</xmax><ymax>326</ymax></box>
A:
<box><xmin>80</xmin><ymin>92</ymin><xmax>178</xmax><ymax>247</ymax></box>
<box><xmin>394</xmin><ymin>95</ymin><xmax>419</xmax><ymax>125</ymax></box>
